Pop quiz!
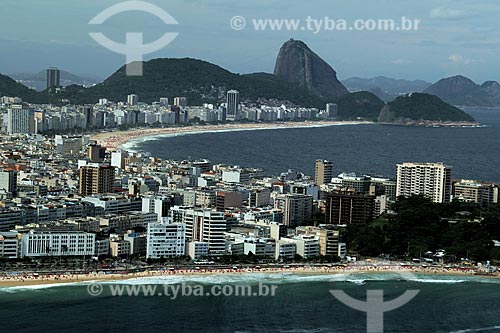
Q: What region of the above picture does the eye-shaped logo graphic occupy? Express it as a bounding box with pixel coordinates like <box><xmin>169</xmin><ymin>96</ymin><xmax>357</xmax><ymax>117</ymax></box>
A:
<box><xmin>330</xmin><ymin>270</ymin><xmax>420</xmax><ymax>332</ymax></box>
<box><xmin>89</xmin><ymin>1</ymin><xmax>179</xmax><ymax>76</ymax></box>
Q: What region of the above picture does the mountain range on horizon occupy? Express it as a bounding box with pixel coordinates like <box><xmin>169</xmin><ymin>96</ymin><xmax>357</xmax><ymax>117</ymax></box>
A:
<box><xmin>7</xmin><ymin>70</ymin><xmax>101</xmax><ymax>92</ymax></box>
<box><xmin>2</xmin><ymin>36</ymin><xmax>500</xmax><ymax>109</ymax></box>
<box><xmin>341</xmin><ymin>76</ymin><xmax>432</xmax><ymax>102</ymax></box>
<box><xmin>423</xmin><ymin>75</ymin><xmax>500</xmax><ymax>108</ymax></box>
<box><xmin>0</xmin><ymin>39</ymin><xmax>479</xmax><ymax>123</ymax></box>
<box><xmin>7</xmin><ymin>70</ymin><xmax>498</xmax><ymax>108</ymax></box>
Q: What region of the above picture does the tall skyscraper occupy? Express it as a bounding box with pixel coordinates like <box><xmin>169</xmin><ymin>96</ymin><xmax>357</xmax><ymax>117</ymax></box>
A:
<box><xmin>79</xmin><ymin>164</ymin><xmax>115</xmax><ymax>196</ymax></box>
<box><xmin>396</xmin><ymin>162</ymin><xmax>452</xmax><ymax>203</ymax></box>
<box><xmin>315</xmin><ymin>159</ymin><xmax>333</xmax><ymax>185</ymax></box>
<box><xmin>7</xmin><ymin>105</ymin><xmax>35</xmax><ymax>135</ymax></box>
<box><xmin>326</xmin><ymin>103</ymin><xmax>338</xmax><ymax>119</ymax></box>
<box><xmin>226</xmin><ymin>90</ymin><xmax>240</xmax><ymax>121</ymax></box>
<box><xmin>81</xmin><ymin>106</ymin><xmax>94</xmax><ymax>129</ymax></box>
<box><xmin>173</xmin><ymin>97</ymin><xmax>188</xmax><ymax>108</ymax></box>
<box><xmin>127</xmin><ymin>94</ymin><xmax>139</xmax><ymax>106</ymax></box>
<box><xmin>0</xmin><ymin>169</ymin><xmax>18</xmax><ymax>197</ymax></box>
<box><xmin>46</xmin><ymin>67</ymin><xmax>61</xmax><ymax>89</ymax></box>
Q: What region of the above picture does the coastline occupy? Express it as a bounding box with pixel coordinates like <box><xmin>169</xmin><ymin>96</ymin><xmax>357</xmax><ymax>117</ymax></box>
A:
<box><xmin>91</xmin><ymin>121</ymin><xmax>374</xmax><ymax>150</ymax></box>
<box><xmin>1</xmin><ymin>265</ymin><xmax>496</xmax><ymax>288</ymax></box>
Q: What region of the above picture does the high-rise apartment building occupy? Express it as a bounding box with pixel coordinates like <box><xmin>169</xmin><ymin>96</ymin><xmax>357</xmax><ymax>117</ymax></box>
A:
<box><xmin>274</xmin><ymin>194</ymin><xmax>313</xmax><ymax>226</ymax></box>
<box><xmin>127</xmin><ymin>94</ymin><xmax>139</xmax><ymax>106</ymax></box>
<box><xmin>315</xmin><ymin>160</ymin><xmax>333</xmax><ymax>185</ymax></box>
<box><xmin>46</xmin><ymin>67</ymin><xmax>60</xmax><ymax>89</ymax></box>
<box><xmin>7</xmin><ymin>105</ymin><xmax>35</xmax><ymax>135</ymax></box>
<box><xmin>396</xmin><ymin>162</ymin><xmax>452</xmax><ymax>203</ymax></box>
<box><xmin>324</xmin><ymin>190</ymin><xmax>375</xmax><ymax>225</ymax></box>
<box><xmin>111</xmin><ymin>150</ymin><xmax>127</xmax><ymax>170</ymax></box>
<box><xmin>0</xmin><ymin>169</ymin><xmax>18</xmax><ymax>197</ymax></box>
<box><xmin>146</xmin><ymin>223</ymin><xmax>186</xmax><ymax>259</ymax></box>
<box><xmin>88</xmin><ymin>143</ymin><xmax>106</xmax><ymax>162</ymax></box>
<box><xmin>81</xmin><ymin>106</ymin><xmax>93</xmax><ymax>129</ymax></box>
<box><xmin>226</xmin><ymin>90</ymin><xmax>240</xmax><ymax>121</ymax></box>
<box><xmin>326</xmin><ymin>103</ymin><xmax>338</xmax><ymax>119</ymax></box>
<box><xmin>79</xmin><ymin>164</ymin><xmax>115</xmax><ymax>196</ymax></box>
<box><xmin>171</xmin><ymin>207</ymin><xmax>227</xmax><ymax>255</ymax></box>
<box><xmin>173</xmin><ymin>97</ymin><xmax>188</xmax><ymax>108</ymax></box>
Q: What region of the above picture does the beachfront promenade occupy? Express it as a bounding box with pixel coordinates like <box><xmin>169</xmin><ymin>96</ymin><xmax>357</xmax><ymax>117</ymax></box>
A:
<box><xmin>0</xmin><ymin>262</ymin><xmax>491</xmax><ymax>288</ymax></box>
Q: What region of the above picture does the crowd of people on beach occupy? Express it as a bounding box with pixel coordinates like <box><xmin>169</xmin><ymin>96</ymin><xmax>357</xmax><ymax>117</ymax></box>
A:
<box><xmin>0</xmin><ymin>263</ymin><xmax>491</xmax><ymax>287</ymax></box>
<box><xmin>92</xmin><ymin>121</ymin><xmax>353</xmax><ymax>149</ymax></box>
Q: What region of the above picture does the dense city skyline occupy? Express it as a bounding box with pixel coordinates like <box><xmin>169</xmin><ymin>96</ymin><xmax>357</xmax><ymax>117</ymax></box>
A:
<box><xmin>3</xmin><ymin>2</ymin><xmax>500</xmax><ymax>332</ymax></box>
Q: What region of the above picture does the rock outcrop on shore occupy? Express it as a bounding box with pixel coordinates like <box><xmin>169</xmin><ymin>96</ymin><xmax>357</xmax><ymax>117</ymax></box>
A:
<box><xmin>274</xmin><ymin>39</ymin><xmax>349</xmax><ymax>100</ymax></box>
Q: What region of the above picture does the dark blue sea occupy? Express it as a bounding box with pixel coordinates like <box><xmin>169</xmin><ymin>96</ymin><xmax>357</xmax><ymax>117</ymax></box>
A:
<box><xmin>131</xmin><ymin>108</ymin><xmax>500</xmax><ymax>182</ymax></box>
<box><xmin>39</xmin><ymin>108</ymin><xmax>499</xmax><ymax>332</ymax></box>
<box><xmin>1</xmin><ymin>273</ymin><xmax>500</xmax><ymax>332</ymax></box>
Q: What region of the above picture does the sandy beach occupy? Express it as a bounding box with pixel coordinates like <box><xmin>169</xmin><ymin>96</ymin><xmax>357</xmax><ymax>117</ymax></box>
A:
<box><xmin>91</xmin><ymin>121</ymin><xmax>373</xmax><ymax>150</ymax></box>
<box><xmin>0</xmin><ymin>264</ymin><xmax>494</xmax><ymax>288</ymax></box>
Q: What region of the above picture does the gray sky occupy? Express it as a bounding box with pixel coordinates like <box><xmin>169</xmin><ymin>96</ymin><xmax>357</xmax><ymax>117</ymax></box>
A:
<box><xmin>1</xmin><ymin>0</ymin><xmax>499</xmax><ymax>83</ymax></box>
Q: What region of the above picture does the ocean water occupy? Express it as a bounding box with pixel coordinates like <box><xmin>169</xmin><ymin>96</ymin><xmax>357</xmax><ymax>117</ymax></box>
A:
<box><xmin>133</xmin><ymin>108</ymin><xmax>500</xmax><ymax>182</ymax></box>
<box><xmin>1</xmin><ymin>273</ymin><xmax>500</xmax><ymax>332</ymax></box>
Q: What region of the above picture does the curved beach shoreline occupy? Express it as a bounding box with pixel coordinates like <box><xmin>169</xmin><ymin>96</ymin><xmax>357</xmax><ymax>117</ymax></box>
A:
<box><xmin>1</xmin><ymin>264</ymin><xmax>496</xmax><ymax>288</ymax></box>
<box><xmin>91</xmin><ymin>121</ymin><xmax>374</xmax><ymax>150</ymax></box>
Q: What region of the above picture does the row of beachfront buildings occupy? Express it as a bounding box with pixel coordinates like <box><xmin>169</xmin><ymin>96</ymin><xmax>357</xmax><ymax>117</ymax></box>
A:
<box><xmin>0</xmin><ymin>132</ymin><xmax>498</xmax><ymax>262</ymax></box>
<box><xmin>0</xmin><ymin>93</ymin><xmax>337</xmax><ymax>135</ymax></box>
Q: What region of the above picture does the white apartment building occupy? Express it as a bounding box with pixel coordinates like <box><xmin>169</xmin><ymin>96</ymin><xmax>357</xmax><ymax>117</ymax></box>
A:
<box><xmin>243</xmin><ymin>209</ymin><xmax>284</xmax><ymax>224</ymax></box>
<box><xmin>242</xmin><ymin>240</ymin><xmax>276</xmax><ymax>257</ymax></box>
<box><xmin>7</xmin><ymin>105</ymin><xmax>34</xmax><ymax>135</ymax></box>
<box><xmin>222</xmin><ymin>170</ymin><xmax>250</xmax><ymax>184</ymax></box>
<box><xmin>111</xmin><ymin>151</ymin><xmax>127</xmax><ymax>170</ymax></box>
<box><xmin>396</xmin><ymin>162</ymin><xmax>452</xmax><ymax>203</ymax></box>
<box><xmin>186</xmin><ymin>241</ymin><xmax>209</xmax><ymax>259</ymax></box>
<box><xmin>281</xmin><ymin>235</ymin><xmax>320</xmax><ymax>259</ymax></box>
<box><xmin>275</xmin><ymin>241</ymin><xmax>296</xmax><ymax>260</ymax></box>
<box><xmin>0</xmin><ymin>232</ymin><xmax>21</xmax><ymax>259</ymax></box>
<box><xmin>82</xmin><ymin>195</ymin><xmax>142</xmax><ymax>214</ymax></box>
<box><xmin>19</xmin><ymin>230</ymin><xmax>95</xmax><ymax>257</ymax></box>
<box><xmin>146</xmin><ymin>223</ymin><xmax>186</xmax><ymax>259</ymax></box>
<box><xmin>142</xmin><ymin>195</ymin><xmax>173</xmax><ymax>223</ymax></box>
<box><xmin>171</xmin><ymin>207</ymin><xmax>226</xmax><ymax>256</ymax></box>
<box><xmin>127</xmin><ymin>94</ymin><xmax>139</xmax><ymax>106</ymax></box>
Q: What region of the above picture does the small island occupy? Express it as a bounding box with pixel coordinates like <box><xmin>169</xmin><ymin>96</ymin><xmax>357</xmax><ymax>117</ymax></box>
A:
<box><xmin>378</xmin><ymin>93</ymin><xmax>479</xmax><ymax>126</ymax></box>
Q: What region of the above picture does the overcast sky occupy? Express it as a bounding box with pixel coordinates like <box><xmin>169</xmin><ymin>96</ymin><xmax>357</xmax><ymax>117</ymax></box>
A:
<box><xmin>1</xmin><ymin>0</ymin><xmax>499</xmax><ymax>83</ymax></box>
